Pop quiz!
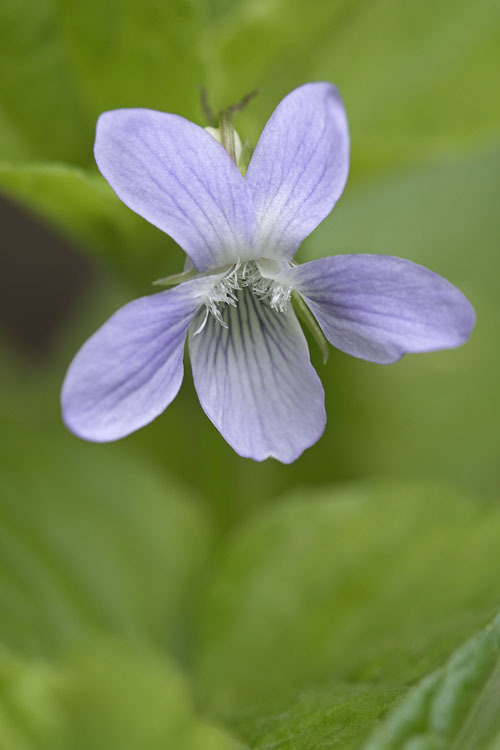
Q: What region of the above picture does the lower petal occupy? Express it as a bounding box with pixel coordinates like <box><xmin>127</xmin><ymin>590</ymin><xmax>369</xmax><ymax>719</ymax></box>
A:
<box><xmin>62</xmin><ymin>276</ymin><xmax>216</xmax><ymax>441</ymax></box>
<box><xmin>284</xmin><ymin>255</ymin><xmax>475</xmax><ymax>364</ymax></box>
<box><xmin>189</xmin><ymin>288</ymin><xmax>325</xmax><ymax>463</ymax></box>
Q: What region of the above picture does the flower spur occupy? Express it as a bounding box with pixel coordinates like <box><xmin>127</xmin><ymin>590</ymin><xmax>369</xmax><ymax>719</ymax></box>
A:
<box><xmin>61</xmin><ymin>83</ymin><xmax>475</xmax><ymax>463</ymax></box>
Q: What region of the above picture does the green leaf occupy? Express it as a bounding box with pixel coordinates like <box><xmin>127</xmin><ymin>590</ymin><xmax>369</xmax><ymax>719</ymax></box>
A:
<box><xmin>196</xmin><ymin>482</ymin><xmax>500</xmax><ymax>747</ymax></box>
<box><xmin>0</xmin><ymin>0</ymin><xmax>205</xmax><ymax>281</ymax></box>
<box><xmin>212</xmin><ymin>0</ymin><xmax>500</xmax><ymax>172</ymax></box>
<box><xmin>0</xmin><ymin>163</ymin><xmax>182</xmax><ymax>284</ymax></box>
<box><xmin>0</xmin><ymin>411</ymin><xmax>213</xmax><ymax>659</ymax></box>
<box><xmin>54</xmin><ymin>640</ymin><xmax>243</xmax><ymax>750</ymax></box>
<box><xmin>0</xmin><ymin>650</ymin><xmax>62</xmax><ymax>750</ymax></box>
<box><xmin>0</xmin><ymin>642</ymin><xmax>242</xmax><ymax>750</ymax></box>
<box><xmin>220</xmin><ymin>683</ymin><xmax>404</xmax><ymax>750</ymax></box>
<box><xmin>0</xmin><ymin>0</ymin><xmax>204</xmax><ymax>165</ymax></box>
<box><xmin>364</xmin><ymin>614</ymin><xmax>500</xmax><ymax>750</ymax></box>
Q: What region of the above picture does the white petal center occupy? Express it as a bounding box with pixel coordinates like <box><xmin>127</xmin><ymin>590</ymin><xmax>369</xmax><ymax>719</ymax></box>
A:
<box><xmin>195</xmin><ymin>260</ymin><xmax>292</xmax><ymax>334</ymax></box>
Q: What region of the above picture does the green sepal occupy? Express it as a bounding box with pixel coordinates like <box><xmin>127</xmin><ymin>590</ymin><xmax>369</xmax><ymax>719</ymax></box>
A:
<box><xmin>152</xmin><ymin>267</ymin><xmax>198</xmax><ymax>287</ymax></box>
<box><xmin>238</xmin><ymin>138</ymin><xmax>254</xmax><ymax>176</ymax></box>
<box><xmin>291</xmin><ymin>291</ymin><xmax>329</xmax><ymax>364</ymax></box>
<box><xmin>219</xmin><ymin>110</ymin><xmax>237</xmax><ymax>164</ymax></box>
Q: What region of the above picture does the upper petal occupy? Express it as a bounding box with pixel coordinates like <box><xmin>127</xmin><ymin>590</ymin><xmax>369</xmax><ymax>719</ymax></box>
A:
<box><xmin>189</xmin><ymin>288</ymin><xmax>325</xmax><ymax>463</ymax></box>
<box><xmin>245</xmin><ymin>82</ymin><xmax>349</xmax><ymax>260</ymax></box>
<box><xmin>94</xmin><ymin>109</ymin><xmax>258</xmax><ymax>271</ymax></box>
<box><xmin>62</xmin><ymin>275</ymin><xmax>219</xmax><ymax>441</ymax></box>
<box><xmin>284</xmin><ymin>255</ymin><xmax>475</xmax><ymax>364</ymax></box>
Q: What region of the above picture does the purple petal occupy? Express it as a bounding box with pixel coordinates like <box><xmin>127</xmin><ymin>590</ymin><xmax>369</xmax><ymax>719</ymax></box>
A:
<box><xmin>62</xmin><ymin>276</ymin><xmax>218</xmax><ymax>441</ymax></box>
<box><xmin>245</xmin><ymin>83</ymin><xmax>349</xmax><ymax>260</ymax></box>
<box><xmin>285</xmin><ymin>255</ymin><xmax>475</xmax><ymax>364</ymax></box>
<box><xmin>189</xmin><ymin>289</ymin><xmax>325</xmax><ymax>463</ymax></box>
<box><xmin>94</xmin><ymin>109</ymin><xmax>258</xmax><ymax>271</ymax></box>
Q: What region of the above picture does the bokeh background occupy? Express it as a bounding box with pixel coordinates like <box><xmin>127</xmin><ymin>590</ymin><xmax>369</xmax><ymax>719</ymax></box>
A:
<box><xmin>1</xmin><ymin>0</ymin><xmax>499</xmax><ymax>748</ymax></box>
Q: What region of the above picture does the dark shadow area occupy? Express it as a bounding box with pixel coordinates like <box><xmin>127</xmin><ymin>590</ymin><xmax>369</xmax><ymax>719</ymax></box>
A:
<box><xmin>0</xmin><ymin>195</ymin><xmax>94</xmax><ymax>358</ymax></box>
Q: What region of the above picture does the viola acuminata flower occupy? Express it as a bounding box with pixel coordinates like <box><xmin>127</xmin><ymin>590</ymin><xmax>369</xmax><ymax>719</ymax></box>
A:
<box><xmin>61</xmin><ymin>83</ymin><xmax>475</xmax><ymax>463</ymax></box>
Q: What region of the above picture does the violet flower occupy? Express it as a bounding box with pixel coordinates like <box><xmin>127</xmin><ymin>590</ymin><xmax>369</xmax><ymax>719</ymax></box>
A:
<box><xmin>61</xmin><ymin>83</ymin><xmax>475</xmax><ymax>463</ymax></box>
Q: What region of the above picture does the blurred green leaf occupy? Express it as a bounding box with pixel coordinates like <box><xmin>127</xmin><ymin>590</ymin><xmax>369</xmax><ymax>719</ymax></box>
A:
<box><xmin>196</xmin><ymin>482</ymin><xmax>500</xmax><ymax>747</ymax></box>
<box><xmin>0</xmin><ymin>411</ymin><xmax>212</xmax><ymax>659</ymax></box>
<box><xmin>212</xmin><ymin>0</ymin><xmax>500</xmax><ymax>171</ymax></box>
<box><xmin>54</xmin><ymin>640</ymin><xmax>242</xmax><ymax>750</ymax></box>
<box><xmin>0</xmin><ymin>163</ymin><xmax>182</xmax><ymax>284</ymax></box>
<box><xmin>0</xmin><ymin>0</ymin><xmax>204</xmax><ymax>165</ymax></box>
<box><xmin>0</xmin><ymin>650</ymin><xmax>61</xmax><ymax>750</ymax></box>
<box><xmin>0</xmin><ymin>642</ymin><xmax>242</xmax><ymax>750</ymax></box>
<box><xmin>0</xmin><ymin>0</ymin><xmax>89</xmax><ymax>165</ymax></box>
<box><xmin>364</xmin><ymin>614</ymin><xmax>500</xmax><ymax>750</ymax></box>
<box><xmin>0</xmin><ymin>0</ymin><xmax>206</xmax><ymax>280</ymax></box>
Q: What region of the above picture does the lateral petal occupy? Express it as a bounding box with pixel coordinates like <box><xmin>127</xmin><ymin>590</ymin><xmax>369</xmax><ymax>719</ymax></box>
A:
<box><xmin>245</xmin><ymin>82</ymin><xmax>349</xmax><ymax>259</ymax></box>
<box><xmin>285</xmin><ymin>255</ymin><xmax>475</xmax><ymax>363</ymax></box>
<box><xmin>189</xmin><ymin>288</ymin><xmax>325</xmax><ymax>463</ymax></box>
<box><xmin>62</xmin><ymin>276</ymin><xmax>219</xmax><ymax>441</ymax></box>
<box><xmin>95</xmin><ymin>108</ymin><xmax>258</xmax><ymax>271</ymax></box>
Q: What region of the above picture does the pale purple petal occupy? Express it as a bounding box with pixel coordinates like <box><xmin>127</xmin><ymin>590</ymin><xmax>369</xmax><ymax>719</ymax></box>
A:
<box><xmin>189</xmin><ymin>289</ymin><xmax>325</xmax><ymax>463</ymax></box>
<box><xmin>95</xmin><ymin>109</ymin><xmax>258</xmax><ymax>271</ymax></box>
<box><xmin>62</xmin><ymin>276</ymin><xmax>219</xmax><ymax>441</ymax></box>
<box><xmin>284</xmin><ymin>255</ymin><xmax>475</xmax><ymax>364</ymax></box>
<box><xmin>245</xmin><ymin>82</ymin><xmax>349</xmax><ymax>260</ymax></box>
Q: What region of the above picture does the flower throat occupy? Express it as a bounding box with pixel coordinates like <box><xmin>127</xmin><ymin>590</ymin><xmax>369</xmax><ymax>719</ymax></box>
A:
<box><xmin>195</xmin><ymin>261</ymin><xmax>292</xmax><ymax>334</ymax></box>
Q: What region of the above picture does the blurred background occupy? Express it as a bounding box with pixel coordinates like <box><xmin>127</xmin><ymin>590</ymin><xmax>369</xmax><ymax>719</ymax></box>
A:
<box><xmin>1</xmin><ymin>0</ymin><xmax>499</xmax><ymax>747</ymax></box>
